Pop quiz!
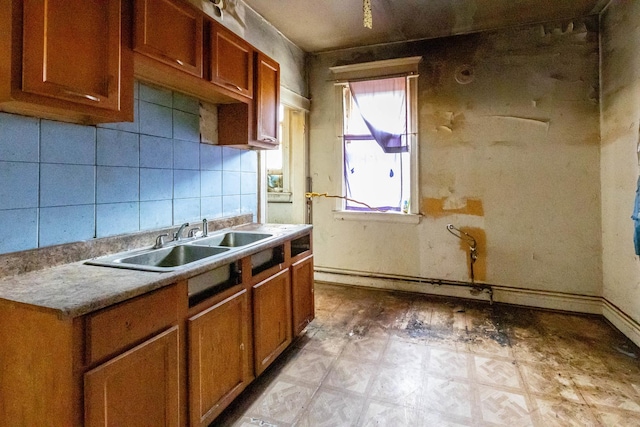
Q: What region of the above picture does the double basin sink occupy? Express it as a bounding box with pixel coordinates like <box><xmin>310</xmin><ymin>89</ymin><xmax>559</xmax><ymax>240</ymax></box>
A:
<box><xmin>86</xmin><ymin>231</ymin><xmax>273</xmax><ymax>273</ymax></box>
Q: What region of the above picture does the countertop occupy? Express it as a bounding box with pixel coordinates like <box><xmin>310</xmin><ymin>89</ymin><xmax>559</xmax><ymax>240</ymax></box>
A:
<box><xmin>0</xmin><ymin>223</ymin><xmax>312</xmax><ymax>319</ymax></box>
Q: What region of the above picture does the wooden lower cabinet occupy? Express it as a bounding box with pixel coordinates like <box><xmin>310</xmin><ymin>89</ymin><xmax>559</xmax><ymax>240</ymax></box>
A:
<box><xmin>84</xmin><ymin>326</ymin><xmax>180</xmax><ymax>427</ymax></box>
<box><xmin>188</xmin><ymin>289</ymin><xmax>251</xmax><ymax>427</ymax></box>
<box><xmin>252</xmin><ymin>268</ymin><xmax>292</xmax><ymax>375</ymax></box>
<box><xmin>291</xmin><ymin>255</ymin><xmax>315</xmax><ymax>336</ymax></box>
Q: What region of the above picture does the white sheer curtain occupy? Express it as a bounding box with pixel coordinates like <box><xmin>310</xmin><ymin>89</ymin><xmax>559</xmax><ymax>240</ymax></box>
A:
<box><xmin>347</xmin><ymin>77</ymin><xmax>407</xmax><ymax>153</ymax></box>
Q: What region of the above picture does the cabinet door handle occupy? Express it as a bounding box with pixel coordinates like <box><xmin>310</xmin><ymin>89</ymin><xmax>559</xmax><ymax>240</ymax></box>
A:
<box><xmin>261</xmin><ymin>136</ymin><xmax>277</xmax><ymax>143</ymax></box>
<box><xmin>176</xmin><ymin>59</ymin><xmax>184</xmax><ymax>66</ymax></box>
<box><xmin>63</xmin><ymin>90</ymin><xmax>100</xmax><ymax>102</ymax></box>
<box><xmin>225</xmin><ymin>82</ymin><xmax>242</xmax><ymax>92</ymax></box>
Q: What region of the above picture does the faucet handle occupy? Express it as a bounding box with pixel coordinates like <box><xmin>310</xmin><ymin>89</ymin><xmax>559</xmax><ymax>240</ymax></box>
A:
<box><xmin>188</xmin><ymin>227</ymin><xmax>201</xmax><ymax>238</ymax></box>
<box><xmin>153</xmin><ymin>233</ymin><xmax>169</xmax><ymax>249</ymax></box>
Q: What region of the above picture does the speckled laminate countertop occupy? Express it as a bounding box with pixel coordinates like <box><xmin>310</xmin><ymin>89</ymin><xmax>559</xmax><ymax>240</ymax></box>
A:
<box><xmin>0</xmin><ymin>223</ymin><xmax>312</xmax><ymax>319</ymax></box>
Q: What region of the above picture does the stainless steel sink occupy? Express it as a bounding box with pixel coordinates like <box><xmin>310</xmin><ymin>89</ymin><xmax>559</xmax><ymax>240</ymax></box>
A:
<box><xmin>86</xmin><ymin>245</ymin><xmax>230</xmax><ymax>272</ymax></box>
<box><xmin>189</xmin><ymin>232</ymin><xmax>273</xmax><ymax>247</ymax></box>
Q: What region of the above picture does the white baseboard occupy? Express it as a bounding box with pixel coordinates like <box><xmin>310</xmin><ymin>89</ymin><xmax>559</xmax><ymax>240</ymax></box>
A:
<box><xmin>314</xmin><ymin>268</ymin><xmax>640</xmax><ymax>348</ymax></box>
<box><xmin>603</xmin><ymin>299</ymin><xmax>640</xmax><ymax>348</ymax></box>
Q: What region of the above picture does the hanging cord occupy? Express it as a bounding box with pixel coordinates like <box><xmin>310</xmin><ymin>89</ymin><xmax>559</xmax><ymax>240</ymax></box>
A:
<box><xmin>446</xmin><ymin>224</ymin><xmax>478</xmax><ymax>284</ymax></box>
<box><xmin>305</xmin><ymin>192</ymin><xmax>388</xmax><ymax>212</ymax></box>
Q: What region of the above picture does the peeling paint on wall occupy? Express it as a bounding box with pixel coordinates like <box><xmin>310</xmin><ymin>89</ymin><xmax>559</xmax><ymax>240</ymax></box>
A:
<box><xmin>422</xmin><ymin>197</ymin><xmax>484</xmax><ymax>218</ymax></box>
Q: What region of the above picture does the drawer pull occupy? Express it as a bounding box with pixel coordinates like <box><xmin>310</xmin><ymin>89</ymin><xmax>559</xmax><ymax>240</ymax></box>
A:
<box><xmin>261</xmin><ymin>136</ymin><xmax>277</xmax><ymax>143</ymax></box>
<box><xmin>225</xmin><ymin>82</ymin><xmax>242</xmax><ymax>92</ymax></box>
<box><xmin>176</xmin><ymin>59</ymin><xmax>184</xmax><ymax>66</ymax></box>
<box><xmin>63</xmin><ymin>90</ymin><xmax>100</xmax><ymax>102</ymax></box>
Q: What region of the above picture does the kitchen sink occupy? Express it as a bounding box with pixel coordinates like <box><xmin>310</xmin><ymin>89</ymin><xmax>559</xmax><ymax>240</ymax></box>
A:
<box><xmin>189</xmin><ymin>232</ymin><xmax>273</xmax><ymax>247</ymax></box>
<box><xmin>86</xmin><ymin>245</ymin><xmax>230</xmax><ymax>272</ymax></box>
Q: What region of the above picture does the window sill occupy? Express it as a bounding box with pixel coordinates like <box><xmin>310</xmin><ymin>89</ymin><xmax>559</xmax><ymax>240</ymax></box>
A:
<box><xmin>333</xmin><ymin>210</ymin><xmax>422</xmax><ymax>224</ymax></box>
<box><xmin>267</xmin><ymin>192</ymin><xmax>293</xmax><ymax>203</ymax></box>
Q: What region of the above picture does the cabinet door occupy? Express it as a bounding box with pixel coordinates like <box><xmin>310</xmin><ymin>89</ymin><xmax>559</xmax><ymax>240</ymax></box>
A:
<box><xmin>210</xmin><ymin>23</ymin><xmax>254</xmax><ymax>99</ymax></box>
<box><xmin>22</xmin><ymin>0</ymin><xmax>123</xmax><ymax>111</ymax></box>
<box><xmin>134</xmin><ymin>0</ymin><xmax>203</xmax><ymax>77</ymax></box>
<box><xmin>292</xmin><ymin>255</ymin><xmax>315</xmax><ymax>336</ymax></box>
<box><xmin>254</xmin><ymin>52</ymin><xmax>280</xmax><ymax>146</ymax></box>
<box><xmin>188</xmin><ymin>289</ymin><xmax>251</xmax><ymax>427</ymax></box>
<box><xmin>253</xmin><ymin>268</ymin><xmax>292</xmax><ymax>375</ymax></box>
<box><xmin>84</xmin><ymin>326</ymin><xmax>180</xmax><ymax>427</ymax></box>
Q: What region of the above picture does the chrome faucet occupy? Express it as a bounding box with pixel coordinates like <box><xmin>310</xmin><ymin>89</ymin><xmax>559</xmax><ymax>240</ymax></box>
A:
<box><xmin>174</xmin><ymin>222</ymin><xmax>190</xmax><ymax>241</ymax></box>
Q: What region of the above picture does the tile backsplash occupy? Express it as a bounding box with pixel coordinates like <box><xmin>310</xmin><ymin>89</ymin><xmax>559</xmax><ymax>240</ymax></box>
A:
<box><xmin>0</xmin><ymin>82</ymin><xmax>258</xmax><ymax>254</ymax></box>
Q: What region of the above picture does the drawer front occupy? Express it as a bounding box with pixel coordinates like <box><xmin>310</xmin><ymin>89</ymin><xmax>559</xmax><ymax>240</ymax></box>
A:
<box><xmin>85</xmin><ymin>285</ymin><xmax>178</xmax><ymax>365</ymax></box>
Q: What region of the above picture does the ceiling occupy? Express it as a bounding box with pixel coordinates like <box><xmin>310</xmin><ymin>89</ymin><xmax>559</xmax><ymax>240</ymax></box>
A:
<box><xmin>241</xmin><ymin>0</ymin><xmax>609</xmax><ymax>53</ymax></box>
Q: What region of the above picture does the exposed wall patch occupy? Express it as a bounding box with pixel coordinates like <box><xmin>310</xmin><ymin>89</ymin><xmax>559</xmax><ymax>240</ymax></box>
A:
<box><xmin>422</xmin><ymin>197</ymin><xmax>484</xmax><ymax>218</ymax></box>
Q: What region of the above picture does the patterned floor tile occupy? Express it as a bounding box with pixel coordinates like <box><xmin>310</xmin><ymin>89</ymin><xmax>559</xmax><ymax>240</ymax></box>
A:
<box><xmin>246</xmin><ymin>380</ymin><xmax>315</xmax><ymax>424</ymax></box>
<box><xmin>428</xmin><ymin>348</ymin><xmax>470</xmax><ymax>379</ymax></box>
<box><xmin>342</xmin><ymin>335</ymin><xmax>388</xmax><ymax>362</ymax></box>
<box><xmin>296</xmin><ymin>388</ymin><xmax>364</xmax><ymax>426</ymax></box>
<box><xmin>473</xmin><ymin>356</ymin><xmax>522</xmax><ymax>389</ymax></box>
<box><xmin>519</xmin><ymin>362</ymin><xmax>582</xmax><ymax>402</ymax></box>
<box><xmin>382</xmin><ymin>338</ymin><xmax>427</xmax><ymax>370</ymax></box>
<box><xmin>572</xmin><ymin>373</ymin><xmax>640</xmax><ymax>412</ymax></box>
<box><xmin>533</xmin><ymin>397</ymin><xmax>599</xmax><ymax>427</ymax></box>
<box><xmin>369</xmin><ymin>364</ymin><xmax>424</xmax><ymax>408</ymax></box>
<box><xmin>478</xmin><ymin>386</ymin><xmax>534</xmax><ymax>426</ymax></box>
<box><xmin>216</xmin><ymin>284</ymin><xmax>640</xmax><ymax>427</ymax></box>
<box><xmin>359</xmin><ymin>401</ymin><xmax>426</xmax><ymax>427</ymax></box>
<box><xmin>325</xmin><ymin>358</ymin><xmax>377</xmax><ymax>394</ymax></box>
<box><xmin>424</xmin><ymin>376</ymin><xmax>473</xmax><ymax>419</ymax></box>
<box><xmin>280</xmin><ymin>349</ymin><xmax>334</xmax><ymax>385</ymax></box>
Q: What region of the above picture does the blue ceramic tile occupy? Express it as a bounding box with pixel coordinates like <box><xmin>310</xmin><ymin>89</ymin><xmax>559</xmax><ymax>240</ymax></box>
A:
<box><xmin>140</xmin><ymin>200</ymin><xmax>173</xmax><ymax>230</ymax></box>
<box><xmin>173</xmin><ymin>139</ymin><xmax>200</xmax><ymax>170</ymax></box>
<box><xmin>140</xmin><ymin>168</ymin><xmax>173</xmax><ymax>201</ymax></box>
<box><xmin>40</xmin><ymin>164</ymin><xmax>95</xmax><ymax>207</ymax></box>
<box><xmin>97</xmin><ymin>99</ymin><xmax>139</xmax><ymax>133</ymax></box>
<box><xmin>201</xmin><ymin>170</ymin><xmax>222</xmax><ymax>197</ymax></box>
<box><xmin>139</xmin><ymin>101</ymin><xmax>172</xmax><ymax>138</ymax></box>
<box><xmin>0</xmin><ymin>208</ymin><xmax>37</xmax><ymax>253</ymax></box>
<box><xmin>173</xmin><ymin>110</ymin><xmax>200</xmax><ymax>142</ymax></box>
<box><xmin>222</xmin><ymin>147</ymin><xmax>242</xmax><ymax>171</ymax></box>
<box><xmin>0</xmin><ymin>161</ymin><xmax>38</xmax><ymax>209</ymax></box>
<box><xmin>174</xmin><ymin>169</ymin><xmax>200</xmax><ymax>199</ymax></box>
<box><xmin>241</xmin><ymin>150</ymin><xmax>258</xmax><ymax>172</ymax></box>
<box><xmin>139</xmin><ymin>83</ymin><xmax>172</xmax><ymax>107</ymax></box>
<box><xmin>174</xmin><ymin>198</ymin><xmax>201</xmax><ymax>224</ymax></box>
<box><xmin>39</xmin><ymin>205</ymin><xmax>95</xmax><ymax>247</ymax></box>
<box><xmin>140</xmin><ymin>135</ymin><xmax>173</xmax><ymax>169</ymax></box>
<box><xmin>240</xmin><ymin>195</ymin><xmax>257</xmax><ymax>220</ymax></box>
<box><xmin>97</xmin><ymin>128</ymin><xmax>139</xmax><ymax>167</ymax></box>
<box><xmin>97</xmin><ymin>166</ymin><xmax>139</xmax><ymax>203</ymax></box>
<box><xmin>201</xmin><ymin>196</ymin><xmax>222</xmax><ymax>219</ymax></box>
<box><xmin>41</xmin><ymin>120</ymin><xmax>95</xmax><ymax>165</ymax></box>
<box><xmin>222</xmin><ymin>195</ymin><xmax>241</xmax><ymax>217</ymax></box>
<box><xmin>241</xmin><ymin>172</ymin><xmax>257</xmax><ymax>195</ymax></box>
<box><xmin>173</xmin><ymin>92</ymin><xmax>200</xmax><ymax>114</ymax></box>
<box><xmin>222</xmin><ymin>171</ymin><xmax>241</xmax><ymax>195</ymax></box>
<box><xmin>200</xmin><ymin>144</ymin><xmax>223</xmax><ymax>170</ymax></box>
<box><xmin>0</xmin><ymin>113</ymin><xmax>39</xmax><ymax>162</ymax></box>
<box><xmin>96</xmin><ymin>202</ymin><xmax>139</xmax><ymax>237</ymax></box>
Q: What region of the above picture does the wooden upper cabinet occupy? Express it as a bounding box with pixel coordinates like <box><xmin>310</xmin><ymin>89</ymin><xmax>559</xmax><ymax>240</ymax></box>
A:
<box><xmin>134</xmin><ymin>0</ymin><xmax>203</xmax><ymax>78</ymax></box>
<box><xmin>210</xmin><ymin>23</ymin><xmax>254</xmax><ymax>99</ymax></box>
<box><xmin>255</xmin><ymin>52</ymin><xmax>280</xmax><ymax>147</ymax></box>
<box><xmin>0</xmin><ymin>0</ymin><xmax>133</xmax><ymax>123</ymax></box>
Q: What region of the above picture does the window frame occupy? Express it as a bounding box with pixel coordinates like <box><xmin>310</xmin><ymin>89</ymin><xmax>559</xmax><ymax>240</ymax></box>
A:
<box><xmin>330</xmin><ymin>57</ymin><xmax>421</xmax><ymax>222</ymax></box>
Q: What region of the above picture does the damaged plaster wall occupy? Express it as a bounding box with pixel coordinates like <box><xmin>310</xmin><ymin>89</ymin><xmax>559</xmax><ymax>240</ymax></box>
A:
<box><xmin>600</xmin><ymin>1</ymin><xmax>640</xmax><ymax>323</ymax></box>
<box><xmin>308</xmin><ymin>17</ymin><xmax>602</xmax><ymax>298</ymax></box>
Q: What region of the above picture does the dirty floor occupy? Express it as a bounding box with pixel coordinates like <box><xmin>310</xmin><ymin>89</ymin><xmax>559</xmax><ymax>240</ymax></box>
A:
<box><xmin>214</xmin><ymin>283</ymin><xmax>640</xmax><ymax>426</ymax></box>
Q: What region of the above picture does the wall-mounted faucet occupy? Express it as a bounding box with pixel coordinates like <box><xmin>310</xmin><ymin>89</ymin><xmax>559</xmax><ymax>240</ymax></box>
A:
<box><xmin>446</xmin><ymin>224</ymin><xmax>478</xmax><ymax>283</ymax></box>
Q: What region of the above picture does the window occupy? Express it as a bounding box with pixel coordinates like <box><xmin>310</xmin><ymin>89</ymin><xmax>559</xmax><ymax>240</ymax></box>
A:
<box><xmin>331</xmin><ymin>57</ymin><xmax>420</xmax><ymax>216</ymax></box>
<box><xmin>266</xmin><ymin>104</ymin><xmax>286</xmax><ymax>194</ymax></box>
